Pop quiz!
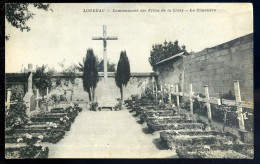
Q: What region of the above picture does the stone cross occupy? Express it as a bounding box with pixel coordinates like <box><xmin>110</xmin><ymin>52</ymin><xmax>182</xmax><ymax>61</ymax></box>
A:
<box><xmin>6</xmin><ymin>88</ymin><xmax>12</xmax><ymax>110</ymax></box>
<box><xmin>92</xmin><ymin>25</ymin><xmax>118</xmax><ymax>83</ymax></box>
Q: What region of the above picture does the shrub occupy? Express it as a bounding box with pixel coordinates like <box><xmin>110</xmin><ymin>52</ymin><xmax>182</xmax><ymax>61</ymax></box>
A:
<box><xmin>193</xmin><ymin>93</ymin><xmax>207</xmax><ymax>117</ymax></box>
<box><xmin>6</xmin><ymin>89</ymin><xmax>29</xmax><ymax>130</ymax></box>
<box><xmin>141</xmin><ymin>88</ymin><xmax>155</xmax><ymax>101</ymax></box>
<box><xmin>131</xmin><ymin>94</ymin><xmax>139</xmax><ymax>101</ymax></box>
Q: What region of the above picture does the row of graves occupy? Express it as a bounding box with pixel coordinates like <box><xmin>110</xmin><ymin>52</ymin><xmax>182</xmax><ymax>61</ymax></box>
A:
<box><xmin>124</xmin><ymin>80</ymin><xmax>254</xmax><ymax>158</ymax></box>
<box><xmin>5</xmin><ymin>86</ymin><xmax>83</xmax><ymax>159</ymax></box>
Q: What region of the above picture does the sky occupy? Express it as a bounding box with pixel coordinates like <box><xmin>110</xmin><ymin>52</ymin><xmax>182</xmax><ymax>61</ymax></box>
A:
<box><xmin>5</xmin><ymin>3</ymin><xmax>253</xmax><ymax>73</ymax></box>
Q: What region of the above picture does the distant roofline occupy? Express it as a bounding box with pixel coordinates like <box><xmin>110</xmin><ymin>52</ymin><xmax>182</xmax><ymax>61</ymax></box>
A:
<box><xmin>155</xmin><ymin>51</ymin><xmax>185</xmax><ymax>66</ymax></box>
<box><xmin>5</xmin><ymin>72</ymin><xmax>31</xmax><ymax>82</ymax></box>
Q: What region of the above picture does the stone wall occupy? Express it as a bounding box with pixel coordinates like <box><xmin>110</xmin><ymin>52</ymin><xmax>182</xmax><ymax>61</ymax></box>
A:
<box><xmin>49</xmin><ymin>73</ymin><xmax>154</xmax><ymax>102</ymax></box>
<box><xmin>156</xmin><ymin>33</ymin><xmax>253</xmax><ymax>102</ymax></box>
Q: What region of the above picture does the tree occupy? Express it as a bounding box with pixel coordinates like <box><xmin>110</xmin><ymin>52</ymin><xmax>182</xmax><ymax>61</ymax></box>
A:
<box><xmin>98</xmin><ymin>59</ymin><xmax>116</xmax><ymax>72</ymax></box>
<box><xmin>148</xmin><ymin>40</ymin><xmax>188</xmax><ymax>71</ymax></box>
<box><xmin>33</xmin><ymin>65</ymin><xmax>54</xmax><ymax>100</ymax></box>
<box><xmin>5</xmin><ymin>3</ymin><xmax>52</xmax><ymax>40</ymax></box>
<box><xmin>83</xmin><ymin>49</ymin><xmax>99</xmax><ymax>101</ymax></box>
<box><xmin>115</xmin><ymin>51</ymin><xmax>131</xmax><ymax>103</ymax></box>
<box><xmin>55</xmin><ymin>60</ymin><xmax>79</xmax><ymax>101</ymax></box>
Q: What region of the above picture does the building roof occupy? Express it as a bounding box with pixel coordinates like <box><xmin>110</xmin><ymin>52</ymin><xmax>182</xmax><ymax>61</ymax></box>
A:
<box><xmin>155</xmin><ymin>51</ymin><xmax>186</xmax><ymax>66</ymax></box>
<box><xmin>5</xmin><ymin>72</ymin><xmax>31</xmax><ymax>83</ymax></box>
<box><xmin>5</xmin><ymin>72</ymin><xmax>155</xmax><ymax>80</ymax></box>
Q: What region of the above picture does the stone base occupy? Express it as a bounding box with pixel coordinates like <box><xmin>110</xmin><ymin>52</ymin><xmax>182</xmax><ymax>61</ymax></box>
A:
<box><xmin>96</xmin><ymin>78</ymin><xmax>119</xmax><ymax>110</ymax></box>
<box><xmin>23</xmin><ymin>91</ymin><xmax>37</xmax><ymax>118</ymax></box>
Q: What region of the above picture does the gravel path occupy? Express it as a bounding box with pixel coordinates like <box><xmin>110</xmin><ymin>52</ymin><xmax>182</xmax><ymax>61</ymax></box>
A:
<box><xmin>45</xmin><ymin>105</ymin><xmax>176</xmax><ymax>158</ymax></box>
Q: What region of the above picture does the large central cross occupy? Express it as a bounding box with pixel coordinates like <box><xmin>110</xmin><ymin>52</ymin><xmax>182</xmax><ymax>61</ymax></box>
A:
<box><xmin>92</xmin><ymin>25</ymin><xmax>118</xmax><ymax>83</ymax></box>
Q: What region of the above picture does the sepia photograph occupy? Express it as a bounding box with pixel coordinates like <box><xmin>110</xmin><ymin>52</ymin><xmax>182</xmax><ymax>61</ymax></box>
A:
<box><xmin>5</xmin><ymin>3</ymin><xmax>253</xmax><ymax>158</ymax></box>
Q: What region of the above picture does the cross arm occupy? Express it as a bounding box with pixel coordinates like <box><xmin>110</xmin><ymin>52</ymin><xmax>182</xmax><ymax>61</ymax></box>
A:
<box><xmin>107</xmin><ymin>36</ymin><xmax>118</xmax><ymax>40</ymax></box>
<box><xmin>92</xmin><ymin>37</ymin><xmax>103</xmax><ymax>40</ymax></box>
<box><xmin>222</xmin><ymin>99</ymin><xmax>254</xmax><ymax>109</ymax></box>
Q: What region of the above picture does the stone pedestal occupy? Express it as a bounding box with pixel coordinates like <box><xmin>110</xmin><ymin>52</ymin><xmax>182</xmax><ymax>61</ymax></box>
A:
<box><xmin>96</xmin><ymin>78</ymin><xmax>119</xmax><ymax>110</ymax></box>
<box><xmin>23</xmin><ymin>72</ymin><xmax>38</xmax><ymax>117</ymax></box>
<box><xmin>23</xmin><ymin>92</ymin><xmax>37</xmax><ymax>118</ymax></box>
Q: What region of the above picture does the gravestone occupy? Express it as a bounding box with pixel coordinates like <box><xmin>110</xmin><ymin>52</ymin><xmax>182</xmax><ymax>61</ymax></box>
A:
<box><xmin>23</xmin><ymin>69</ymin><xmax>37</xmax><ymax>117</ymax></box>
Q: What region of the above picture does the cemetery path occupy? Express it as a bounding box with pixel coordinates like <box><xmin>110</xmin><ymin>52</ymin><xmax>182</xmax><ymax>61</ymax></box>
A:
<box><xmin>44</xmin><ymin>105</ymin><xmax>176</xmax><ymax>158</ymax></box>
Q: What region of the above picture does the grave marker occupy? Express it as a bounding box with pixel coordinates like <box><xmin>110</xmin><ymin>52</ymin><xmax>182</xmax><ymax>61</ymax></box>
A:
<box><xmin>204</xmin><ymin>85</ymin><xmax>212</xmax><ymax>123</ymax></box>
<box><xmin>168</xmin><ymin>84</ymin><xmax>171</xmax><ymax>104</ymax></box>
<box><xmin>36</xmin><ymin>89</ymin><xmax>39</xmax><ymax>109</ymax></box>
<box><xmin>6</xmin><ymin>88</ymin><xmax>12</xmax><ymax>110</ymax></box>
<box><xmin>175</xmin><ymin>84</ymin><xmax>180</xmax><ymax>110</ymax></box>
<box><xmin>155</xmin><ymin>85</ymin><xmax>158</xmax><ymax>103</ymax></box>
<box><xmin>189</xmin><ymin>84</ymin><xmax>194</xmax><ymax>116</ymax></box>
<box><xmin>23</xmin><ymin>72</ymin><xmax>36</xmax><ymax>117</ymax></box>
<box><xmin>221</xmin><ymin>81</ymin><xmax>254</xmax><ymax>130</ymax></box>
<box><xmin>234</xmin><ymin>80</ymin><xmax>245</xmax><ymax>130</ymax></box>
<box><xmin>152</xmin><ymin>77</ymin><xmax>155</xmax><ymax>94</ymax></box>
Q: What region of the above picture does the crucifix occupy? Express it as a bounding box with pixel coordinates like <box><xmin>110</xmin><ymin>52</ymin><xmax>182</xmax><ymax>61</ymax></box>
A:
<box><xmin>92</xmin><ymin>25</ymin><xmax>118</xmax><ymax>83</ymax></box>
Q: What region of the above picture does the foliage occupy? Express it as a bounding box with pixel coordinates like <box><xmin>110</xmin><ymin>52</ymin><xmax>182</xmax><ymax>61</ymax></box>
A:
<box><xmin>115</xmin><ymin>51</ymin><xmax>131</xmax><ymax>101</ymax></box>
<box><xmin>130</xmin><ymin>94</ymin><xmax>139</xmax><ymax>101</ymax></box>
<box><xmin>18</xmin><ymin>133</ymin><xmax>45</xmax><ymax>158</ymax></box>
<box><xmin>115</xmin><ymin>98</ymin><xmax>122</xmax><ymax>110</ymax></box>
<box><xmin>98</xmin><ymin>59</ymin><xmax>116</xmax><ymax>72</ymax></box>
<box><xmin>56</xmin><ymin>65</ymin><xmax>77</xmax><ymax>86</ymax></box>
<box><xmin>19</xmin><ymin>146</ymin><xmax>46</xmax><ymax>158</ymax></box>
<box><xmin>33</xmin><ymin>65</ymin><xmax>54</xmax><ymax>99</ymax></box>
<box><xmin>75</xmin><ymin>58</ymin><xmax>116</xmax><ymax>72</ymax></box>
<box><xmin>171</xmin><ymin>95</ymin><xmax>183</xmax><ymax>107</ymax></box>
<box><xmin>50</xmin><ymin>94</ymin><xmax>60</xmax><ymax>104</ymax></box>
<box><xmin>54</xmin><ymin>60</ymin><xmax>79</xmax><ymax>101</ymax></box>
<box><xmin>5</xmin><ymin>88</ymin><xmax>29</xmax><ymax>130</ymax></box>
<box><xmin>83</xmin><ymin>49</ymin><xmax>99</xmax><ymax>101</ymax></box>
<box><xmin>193</xmin><ymin>93</ymin><xmax>207</xmax><ymax>116</ymax></box>
<box><xmin>219</xmin><ymin>90</ymin><xmax>236</xmax><ymax>100</ymax></box>
<box><xmin>59</xmin><ymin>116</ymin><xmax>70</xmax><ymax>126</ymax></box>
<box><xmin>141</xmin><ymin>87</ymin><xmax>154</xmax><ymax>101</ymax></box>
<box><xmin>217</xmin><ymin>90</ymin><xmax>253</xmax><ymax>131</ymax></box>
<box><xmin>22</xmin><ymin>133</ymin><xmax>43</xmax><ymax>146</ymax></box>
<box><xmin>60</xmin><ymin>95</ymin><xmax>67</xmax><ymax>101</ymax></box>
<box><xmin>90</xmin><ymin>101</ymin><xmax>98</xmax><ymax>111</ymax></box>
<box><xmin>47</xmin><ymin>94</ymin><xmax>61</xmax><ymax>108</ymax></box>
<box><xmin>5</xmin><ymin>3</ymin><xmax>52</xmax><ymax>40</ymax></box>
<box><xmin>148</xmin><ymin>40</ymin><xmax>188</xmax><ymax>71</ymax></box>
<box><xmin>182</xmin><ymin>90</ymin><xmax>253</xmax><ymax>132</ymax></box>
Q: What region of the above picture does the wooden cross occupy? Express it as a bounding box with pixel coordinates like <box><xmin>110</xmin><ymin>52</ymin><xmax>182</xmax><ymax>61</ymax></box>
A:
<box><xmin>184</xmin><ymin>85</ymin><xmax>221</xmax><ymax>123</ymax></box>
<box><xmin>92</xmin><ymin>25</ymin><xmax>118</xmax><ymax>83</ymax></box>
<box><xmin>155</xmin><ymin>85</ymin><xmax>158</xmax><ymax>103</ymax></box>
<box><xmin>189</xmin><ymin>84</ymin><xmax>194</xmax><ymax>116</ymax></box>
<box><xmin>152</xmin><ymin>77</ymin><xmax>155</xmax><ymax>94</ymax></box>
<box><xmin>221</xmin><ymin>81</ymin><xmax>254</xmax><ymax>130</ymax></box>
<box><xmin>167</xmin><ymin>84</ymin><xmax>172</xmax><ymax>104</ymax></box>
